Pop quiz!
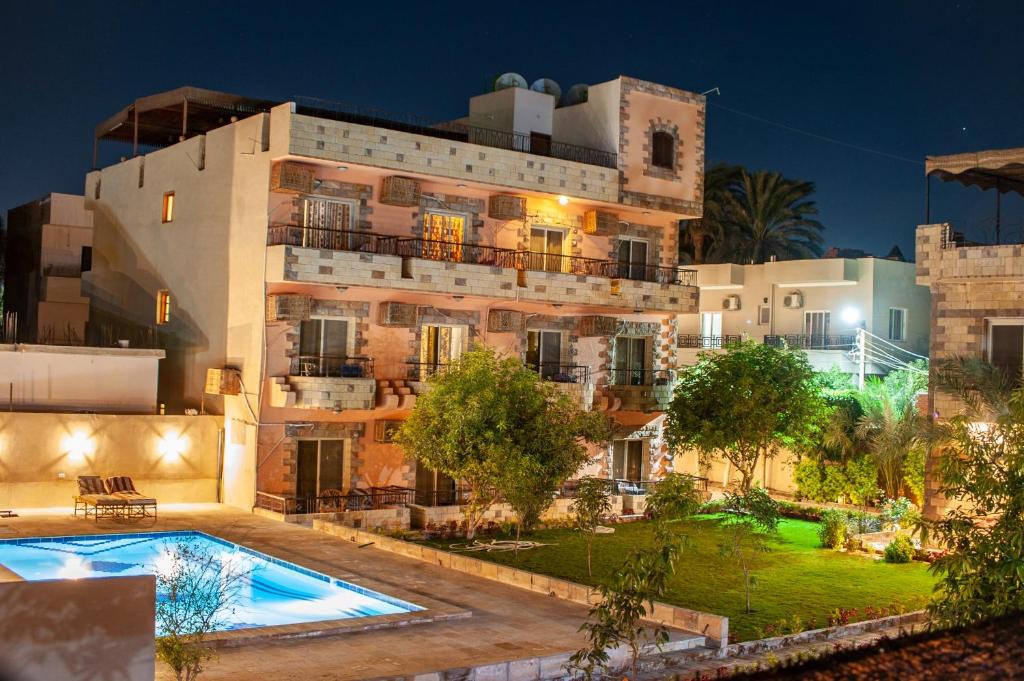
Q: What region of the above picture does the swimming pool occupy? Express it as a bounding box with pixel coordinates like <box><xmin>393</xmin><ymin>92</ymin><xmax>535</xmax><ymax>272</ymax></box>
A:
<box><xmin>0</xmin><ymin>531</ymin><xmax>422</xmax><ymax>632</ymax></box>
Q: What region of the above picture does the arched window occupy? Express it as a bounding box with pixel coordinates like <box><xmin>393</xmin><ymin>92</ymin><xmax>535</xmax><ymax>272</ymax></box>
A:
<box><xmin>651</xmin><ymin>131</ymin><xmax>674</xmax><ymax>169</ymax></box>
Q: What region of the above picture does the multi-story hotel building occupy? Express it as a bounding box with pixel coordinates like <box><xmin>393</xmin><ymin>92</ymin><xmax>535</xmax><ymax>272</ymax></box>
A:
<box><xmin>77</xmin><ymin>78</ymin><xmax>706</xmax><ymax>513</ymax></box>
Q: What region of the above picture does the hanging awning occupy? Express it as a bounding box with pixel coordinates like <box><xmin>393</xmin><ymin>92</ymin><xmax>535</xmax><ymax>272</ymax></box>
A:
<box><xmin>926</xmin><ymin>147</ymin><xmax>1024</xmax><ymax>195</ymax></box>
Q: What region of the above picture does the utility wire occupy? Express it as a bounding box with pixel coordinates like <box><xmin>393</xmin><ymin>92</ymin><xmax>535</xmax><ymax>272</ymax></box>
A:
<box><xmin>862</xmin><ymin>330</ymin><xmax>930</xmax><ymax>360</ymax></box>
<box><xmin>708</xmin><ymin>101</ymin><xmax>923</xmax><ymax>166</ymax></box>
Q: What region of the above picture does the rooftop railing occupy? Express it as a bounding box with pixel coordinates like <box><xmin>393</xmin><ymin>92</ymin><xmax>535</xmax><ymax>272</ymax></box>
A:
<box><xmin>268</xmin><ymin>225</ymin><xmax>697</xmax><ymax>287</ymax></box>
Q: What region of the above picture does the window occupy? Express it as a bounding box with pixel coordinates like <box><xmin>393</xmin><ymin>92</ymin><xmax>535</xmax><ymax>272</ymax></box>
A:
<box><xmin>420</xmin><ymin>324</ymin><xmax>465</xmax><ymax>379</ymax></box>
<box><xmin>302</xmin><ymin>198</ymin><xmax>354</xmax><ymax>249</ymax></box>
<box><xmin>415</xmin><ymin>464</ymin><xmax>457</xmax><ymax>505</ymax></box>
<box><xmin>296</xmin><ymin>439</ymin><xmax>345</xmax><ymax>502</ymax></box>
<box><xmin>155</xmin><ymin>290</ymin><xmax>171</xmax><ymax>325</ymax></box>
<box><xmin>614</xmin><ymin>336</ymin><xmax>649</xmax><ymax>386</ymax></box>
<box><xmin>298</xmin><ymin>318</ymin><xmax>351</xmax><ymax>376</ymax></box>
<box><xmin>700</xmin><ymin>312</ymin><xmax>722</xmax><ymax>338</ymax></box>
<box><xmin>758</xmin><ymin>305</ymin><xmax>772</xmax><ymax>326</ymax></box>
<box><xmin>527</xmin><ymin>330</ymin><xmax>562</xmax><ymax>379</ymax></box>
<box><xmin>423</xmin><ymin>211</ymin><xmax>466</xmax><ymax>261</ymax></box>
<box><xmin>888</xmin><ymin>308</ymin><xmax>907</xmax><ymax>342</ymax></box>
<box><xmin>652</xmin><ymin>131</ymin><xmax>674</xmax><ymax>169</ymax></box>
<box><xmin>161</xmin><ymin>192</ymin><xmax>175</xmax><ymax>223</ymax></box>
<box><xmin>804</xmin><ymin>311</ymin><xmax>831</xmax><ymax>347</ymax></box>
<box><xmin>612</xmin><ymin>440</ymin><xmax>646</xmax><ymax>481</ymax></box>
<box><xmin>989</xmin><ymin>322</ymin><xmax>1024</xmax><ymax>384</ymax></box>
<box><xmin>616</xmin><ymin>238</ymin><xmax>649</xmax><ymax>281</ymax></box>
<box><xmin>80</xmin><ymin>246</ymin><xmax>92</xmax><ymax>273</ymax></box>
<box><xmin>529</xmin><ymin>227</ymin><xmax>566</xmax><ymax>272</ymax></box>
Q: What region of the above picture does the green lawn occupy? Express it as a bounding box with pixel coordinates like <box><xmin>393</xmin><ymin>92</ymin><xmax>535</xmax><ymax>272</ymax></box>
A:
<box><xmin>422</xmin><ymin>516</ymin><xmax>936</xmax><ymax>642</ymax></box>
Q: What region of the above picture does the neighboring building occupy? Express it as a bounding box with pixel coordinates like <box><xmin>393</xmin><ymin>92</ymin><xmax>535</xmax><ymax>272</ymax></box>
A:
<box><xmin>677</xmin><ymin>257</ymin><xmax>930</xmax><ymax>374</ymax></box>
<box><xmin>917</xmin><ymin>145</ymin><xmax>1024</xmax><ymax>518</ymax></box>
<box><xmin>77</xmin><ymin>79</ymin><xmax>706</xmax><ymax>512</ymax></box>
<box><xmin>5</xmin><ymin>193</ymin><xmax>94</xmax><ymax>344</ymax></box>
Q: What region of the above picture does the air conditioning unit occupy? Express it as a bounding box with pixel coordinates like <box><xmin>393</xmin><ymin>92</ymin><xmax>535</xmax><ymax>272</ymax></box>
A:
<box><xmin>269</xmin><ymin>162</ymin><xmax>315</xmax><ymax>194</ymax></box>
<box><xmin>205</xmin><ymin>368</ymin><xmax>241</xmax><ymax>396</ymax></box>
<box><xmin>783</xmin><ymin>292</ymin><xmax>804</xmax><ymax>309</ymax></box>
<box><xmin>378</xmin><ymin>302</ymin><xmax>417</xmax><ymax>327</ymax></box>
<box><xmin>723</xmin><ymin>295</ymin><xmax>741</xmax><ymax>311</ymax></box>
<box><xmin>487</xmin><ymin>309</ymin><xmax>524</xmax><ymax>333</ymax></box>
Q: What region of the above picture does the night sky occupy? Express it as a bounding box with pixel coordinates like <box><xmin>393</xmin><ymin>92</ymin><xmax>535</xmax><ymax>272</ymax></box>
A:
<box><xmin>2</xmin><ymin>0</ymin><xmax>1022</xmax><ymax>257</ymax></box>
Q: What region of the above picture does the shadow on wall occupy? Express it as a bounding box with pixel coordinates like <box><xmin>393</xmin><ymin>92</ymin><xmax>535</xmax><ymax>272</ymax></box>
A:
<box><xmin>0</xmin><ymin>575</ymin><xmax>155</xmax><ymax>681</ymax></box>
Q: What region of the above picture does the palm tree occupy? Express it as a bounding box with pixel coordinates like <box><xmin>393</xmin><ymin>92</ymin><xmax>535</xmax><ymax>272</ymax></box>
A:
<box><xmin>725</xmin><ymin>170</ymin><xmax>825</xmax><ymax>264</ymax></box>
<box><xmin>679</xmin><ymin>163</ymin><xmax>742</xmax><ymax>264</ymax></box>
<box><xmin>854</xmin><ymin>378</ymin><xmax>925</xmax><ymax>499</ymax></box>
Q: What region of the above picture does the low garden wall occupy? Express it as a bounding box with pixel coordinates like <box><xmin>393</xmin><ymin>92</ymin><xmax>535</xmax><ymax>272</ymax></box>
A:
<box><xmin>312</xmin><ymin>519</ymin><xmax>728</xmax><ymax>648</ymax></box>
<box><xmin>410</xmin><ymin>496</ymin><xmax>626</xmax><ymax>529</ymax></box>
<box><xmin>254</xmin><ymin>506</ymin><xmax>410</xmax><ymax>530</ymax></box>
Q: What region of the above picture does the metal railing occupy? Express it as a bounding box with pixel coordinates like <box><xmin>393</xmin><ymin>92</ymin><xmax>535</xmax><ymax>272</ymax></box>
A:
<box><xmin>415</xmin><ymin>487</ymin><xmax>473</xmax><ymax>507</ymax></box>
<box><xmin>763</xmin><ymin>335</ymin><xmax>857</xmax><ymax>350</ymax></box>
<box><xmin>405</xmin><ymin>360</ymin><xmax>451</xmax><ymax>381</ymax></box>
<box><xmin>677</xmin><ymin>334</ymin><xmax>743</xmax><ymax>349</ymax></box>
<box><xmin>268</xmin><ymin>225</ymin><xmax>698</xmax><ymax>288</ymax></box>
<box><xmin>609</xmin><ymin>368</ymin><xmax>675</xmax><ymax>387</ymax></box>
<box><xmin>291</xmin><ymin>354</ymin><xmax>374</xmax><ymax>379</ymax></box>
<box><xmin>255</xmin><ymin>487</ymin><xmax>415</xmax><ymax>515</ymax></box>
<box><xmin>528</xmin><ymin>362</ymin><xmax>591</xmax><ymax>383</ymax></box>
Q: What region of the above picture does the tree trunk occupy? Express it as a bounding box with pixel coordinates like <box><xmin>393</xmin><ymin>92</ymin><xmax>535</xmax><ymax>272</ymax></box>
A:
<box><xmin>693</xmin><ymin>231</ymin><xmax>706</xmax><ymax>265</ymax></box>
<box><xmin>586</xmin><ymin>535</ymin><xmax>593</xmax><ymax>578</ymax></box>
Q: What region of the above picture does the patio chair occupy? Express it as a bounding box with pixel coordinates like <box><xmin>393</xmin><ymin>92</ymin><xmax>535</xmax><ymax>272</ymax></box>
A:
<box><xmin>103</xmin><ymin>476</ymin><xmax>158</xmax><ymax>520</ymax></box>
<box><xmin>318</xmin><ymin>488</ymin><xmax>345</xmax><ymax>512</ymax></box>
<box><xmin>74</xmin><ymin>475</ymin><xmax>124</xmax><ymax>522</ymax></box>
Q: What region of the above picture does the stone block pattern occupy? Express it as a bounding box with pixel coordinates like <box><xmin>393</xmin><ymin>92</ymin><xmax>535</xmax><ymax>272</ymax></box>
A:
<box><xmin>287</xmin><ymin>376</ymin><xmax>376</xmax><ymax>410</ymax></box>
<box><xmin>289</xmin><ymin>115</ymin><xmax>618</xmax><ymax>204</ymax></box>
<box><xmin>272</xmin><ymin>246</ymin><xmax>699</xmax><ymax>314</ymax></box>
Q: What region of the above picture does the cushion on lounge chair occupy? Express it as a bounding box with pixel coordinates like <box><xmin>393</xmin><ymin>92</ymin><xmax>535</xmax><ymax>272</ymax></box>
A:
<box><xmin>112</xmin><ymin>492</ymin><xmax>156</xmax><ymax>505</ymax></box>
<box><xmin>104</xmin><ymin>476</ymin><xmax>138</xmax><ymax>494</ymax></box>
<box><xmin>78</xmin><ymin>476</ymin><xmax>106</xmax><ymax>496</ymax></box>
<box><xmin>80</xmin><ymin>493</ymin><xmax>123</xmax><ymax>506</ymax></box>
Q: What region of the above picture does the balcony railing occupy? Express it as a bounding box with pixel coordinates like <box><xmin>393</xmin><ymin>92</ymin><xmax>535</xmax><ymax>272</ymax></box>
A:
<box><xmin>528</xmin><ymin>362</ymin><xmax>590</xmax><ymax>384</ymax></box>
<box><xmin>291</xmin><ymin>354</ymin><xmax>374</xmax><ymax>378</ymax></box>
<box><xmin>268</xmin><ymin>225</ymin><xmax>697</xmax><ymax>287</ymax></box>
<box><xmin>763</xmin><ymin>335</ymin><xmax>857</xmax><ymax>350</ymax></box>
<box><xmin>464</xmin><ymin>126</ymin><xmax>618</xmax><ymax>169</ymax></box>
<box><xmin>405</xmin><ymin>360</ymin><xmax>452</xmax><ymax>381</ymax></box>
<box><xmin>677</xmin><ymin>334</ymin><xmax>744</xmax><ymax>349</ymax></box>
<box><xmin>255</xmin><ymin>486</ymin><xmax>415</xmax><ymax>515</ymax></box>
<box><xmin>610</xmin><ymin>368</ymin><xmax>675</xmax><ymax>387</ymax></box>
<box><xmin>415</xmin><ymin>487</ymin><xmax>474</xmax><ymax>507</ymax></box>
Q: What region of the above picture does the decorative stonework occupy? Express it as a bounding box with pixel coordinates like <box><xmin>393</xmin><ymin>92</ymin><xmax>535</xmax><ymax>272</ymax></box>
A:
<box><xmin>281</xmin><ymin>300</ymin><xmax>371</xmax><ymax>363</ymax></box>
<box><xmin>280</xmin><ymin>421</ymin><xmax>365</xmax><ymax>488</ymax></box>
<box><xmin>642</xmin><ymin>120</ymin><xmax>683</xmax><ymax>181</ymax></box>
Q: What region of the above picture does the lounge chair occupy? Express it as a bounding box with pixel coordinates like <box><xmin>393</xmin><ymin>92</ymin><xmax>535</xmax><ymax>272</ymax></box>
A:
<box><xmin>74</xmin><ymin>475</ymin><xmax>125</xmax><ymax>522</ymax></box>
<box><xmin>103</xmin><ymin>476</ymin><xmax>158</xmax><ymax>520</ymax></box>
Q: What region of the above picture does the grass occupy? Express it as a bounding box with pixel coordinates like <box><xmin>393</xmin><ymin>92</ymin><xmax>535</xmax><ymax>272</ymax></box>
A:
<box><xmin>422</xmin><ymin>516</ymin><xmax>936</xmax><ymax>642</ymax></box>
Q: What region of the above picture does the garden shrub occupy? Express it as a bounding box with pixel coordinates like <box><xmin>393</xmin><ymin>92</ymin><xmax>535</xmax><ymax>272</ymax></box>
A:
<box><xmin>884</xmin><ymin>534</ymin><xmax>915</xmax><ymax>563</ymax></box>
<box><xmin>818</xmin><ymin>510</ymin><xmax>847</xmax><ymax>549</ymax></box>
<box><xmin>880</xmin><ymin>497</ymin><xmax>915</xmax><ymax>530</ymax></box>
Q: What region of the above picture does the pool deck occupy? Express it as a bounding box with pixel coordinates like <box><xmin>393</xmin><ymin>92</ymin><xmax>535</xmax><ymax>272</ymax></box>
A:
<box><xmin>0</xmin><ymin>505</ymin><xmax>705</xmax><ymax>680</ymax></box>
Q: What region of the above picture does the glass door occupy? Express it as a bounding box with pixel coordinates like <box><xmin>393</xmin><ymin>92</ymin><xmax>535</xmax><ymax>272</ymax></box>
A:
<box><xmin>296</xmin><ymin>440</ymin><xmax>345</xmax><ymax>510</ymax></box>
<box><xmin>530</xmin><ymin>227</ymin><xmax>565</xmax><ymax>272</ymax></box>
<box><xmin>298</xmin><ymin>318</ymin><xmax>349</xmax><ymax>376</ymax></box>
<box><xmin>614</xmin><ymin>336</ymin><xmax>648</xmax><ymax>386</ymax></box>
<box><xmin>804</xmin><ymin>311</ymin><xmax>831</xmax><ymax>349</ymax></box>
<box><xmin>423</xmin><ymin>211</ymin><xmax>465</xmax><ymax>262</ymax></box>
<box><xmin>617</xmin><ymin>238</ymin><xmax>649</xmax><ymax>281</ymax></box>
<box><xmin>302</xmin><ymin>199</ymin><xmax>351</xmax><ymax>249</ymax></box>
<box><xmin>527</xmin><ymin>330</ymin><xmax>562</xmax><ymax>379</ymax></box>
<box><xmin>420</xmin><ymin>325</ymin><xmax>464</xmax><ymax>379</ymax></box>
<box><xmin>415</xmin><ymin>465</ymin><xmax>457</xmax><ymax>506</ymax></box>
<box><xmin>612</xmin><ymin>440</ymin><xmax>645</xmax><ymax>481</ymax></box>
<box><xmin>700</xmin><ymin>312</ymin><xmax>722</xmax><ymax>339</ymax></box>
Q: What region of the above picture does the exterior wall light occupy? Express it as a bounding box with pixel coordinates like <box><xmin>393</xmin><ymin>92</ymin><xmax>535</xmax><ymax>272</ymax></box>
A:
<box><xmin>62</xmin><ymin>432</ymin><xmax>94</xmax><ymax>464</ymax></box>
<box><xmin>158</xmin><ymin>433</ymin><xmax>188</xmax><ymax>461</ymax></box>
<box><xmin>558</xmin><ymin>195</ymin><xmax>570</xmax><ymax>206</ymax></box>
<box><xmin>840</xmin><ymin>307</ymin><xmax>861</xmax><ymax>325</ymax></box>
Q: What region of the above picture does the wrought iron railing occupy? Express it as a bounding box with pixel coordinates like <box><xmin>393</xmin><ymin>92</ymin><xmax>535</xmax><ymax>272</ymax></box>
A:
<box><xmin>255</xmin><ymin>486</ymin><xmax>416</xmax><ymax>515</ymax></box>
<box><xmin>268</xmin><ymin>225</ymin><xmax>398</xmax><ymax>253</ymax></box>
<box><xmin>463</xmin><ymin>126</ymin><xmax>617</xmax><ymax>169</ymax></box>
<box><xmin>415</xmin><ymin>487</ymin><xmax>473</xmax><ymax>507</ymax></box>
<box><xmin>395</xmin><ymin>236</ymin><xmax>518</xmax><ymax>268</ymax></box>
<box><xmin>528</xmin><ymin>362</ymin><xmax>591</xmax><ymax>383</ymax></box>
<box><xmin>677</xmin><ymin>334</ymin><xmax>743</xmax><ymax>349</ymax></box>
<box><xmin>291</xmin><ymin>354</ymin><xmax>374</xmax><ymax>378</ymax></box>
<box><xmin>763</xmin><ymin>335</ymin><xmax>857</xmax><ymax>350</ymax></box>
<box><xmin>609</xmin><ymin>367</ymin><xmax>675</xmax><ymax>387</ymax></box>
<box><xmin>405</xmin><ymin>360</ymin><xmax>452</xmax><ymax>381</ymax></box>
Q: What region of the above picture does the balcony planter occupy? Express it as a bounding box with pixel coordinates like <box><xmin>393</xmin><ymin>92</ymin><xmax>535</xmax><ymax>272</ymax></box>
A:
<box><xmin>380</xmin><ymin>176</ymin><xmax>422</xmax><ymax>207</ymax></box>
<box><xmin>488</xmin><ymin>194</ymin><xmax>527</xmax><ymax>221</ymax></box>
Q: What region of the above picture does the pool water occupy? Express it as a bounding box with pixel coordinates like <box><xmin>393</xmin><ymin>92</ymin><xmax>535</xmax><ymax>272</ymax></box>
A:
<box><xmin>0</xmin><ymin>531</ymin><xmax>421</xmax><ymax>632</ymax></box>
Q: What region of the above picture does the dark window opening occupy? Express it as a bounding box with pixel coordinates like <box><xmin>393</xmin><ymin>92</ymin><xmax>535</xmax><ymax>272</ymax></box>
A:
<box><xmin>990</xmin><ymin>324</ymin><xmax>1024</xmax><ymax>385</ymax></box>
<box><xmin>651</xmin><ymin>131</ymin><xmax>674</xmax><ymax>169</ymax></box>
<box><xmin>80</xmin><ymin>246</ymin><xmax>92</xmax><ymax>273</ymax></box>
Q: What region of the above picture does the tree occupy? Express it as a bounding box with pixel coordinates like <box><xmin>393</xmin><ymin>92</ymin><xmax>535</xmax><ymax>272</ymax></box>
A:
<box><xmin>926</xmin><ymin>358</ymin><xmax>1024</xmax><ymax>627</ymax></box>
<box><xmin>572</xmin><ymin>477</ymin><xmax>614</xmax><ymax>578</ymax></box>
<box><xmin>155</xmin><ymin>541</ymin><xmax>253</xmax><ymax>681</ymax></box>
<box><xmin>855</xmin><ymin>374</ymin><xmax>926</xmax><ymax>500</ymax></box>
<box><xmin>667</xmin><ymin>341</ymin><xmax>827</xmax><ymax>492</ymax></box>
<box><xmin>644</xmin><ymin>472</ymin><xmax>705</xmax><ymax>525</ymax></box>
<box><xmin>396</xmin><ymin>345</ymin><xmax>608</xmax><ymax>540</ymax></box>
<box><xmin>719</xmin><ymin>486</ymin><xmax>781</xmax><ymax>614</ymax></box>
<box><xmin>723</xmin><ymin>169</ymin><xmax>825</xmax><ymax>264</ymax></box>
<box><xmin>679</xmin><ymin>163</ymin><xmax>742</xmax><ymax>264</ymax></box>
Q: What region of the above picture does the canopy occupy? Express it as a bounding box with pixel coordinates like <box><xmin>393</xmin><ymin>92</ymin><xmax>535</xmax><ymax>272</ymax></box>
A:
<box><xmin>926</xmin><ymin>147</ymin><xmax>1024</xmax><ymax>195</ymax></box>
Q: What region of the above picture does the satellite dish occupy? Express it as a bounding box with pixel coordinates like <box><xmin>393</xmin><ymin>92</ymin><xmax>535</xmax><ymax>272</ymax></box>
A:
<box><xmin>530</xmin><ymin>78</ymin><xmax>562</xmax><ymax>100</ymax></box>
<box><xmin>494</xmin><ymin>72</ymin><xmax>528</xmax><ymax>91</ymax></box>
<box><xmin>563</xmin><ymin>83</ymin><xmax>589</xmax><ymax>106</ymax></box>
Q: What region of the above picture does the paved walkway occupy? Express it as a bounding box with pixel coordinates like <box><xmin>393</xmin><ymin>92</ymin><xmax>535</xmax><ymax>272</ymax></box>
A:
<box><xmin>0</xmin><ymin>505</ymin><xmax>694</xmax><ymax>680</ymax></box>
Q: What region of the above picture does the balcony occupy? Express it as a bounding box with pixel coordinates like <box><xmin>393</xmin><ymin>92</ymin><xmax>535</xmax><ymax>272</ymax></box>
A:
<box><xmin>607</xmin><ymin>368</ymin><xmax>675</xmax><ymax>412</ymax></box>
<box><xmin>763</xmin><ymin>335</ymin><xmax>856</xmax><ymax>350</ymax></box>
<box><xmin>270</xmin><ymin>355</ymin><xmax>376</xmax><ymax>410</ymax></box>
<box><xmin>528</xmin><ymin>362</ymin><xmax>594</xmax><ymax>411</ymax></box>
<box><xmin>677</xmin><ymin>334</ymin><xmax>743</xmax><ymax>349</ymax></box>
<box><xmin>266</xmin><ymin>226</ymin><xmax>699</xmax><ymax>313</ymax></box>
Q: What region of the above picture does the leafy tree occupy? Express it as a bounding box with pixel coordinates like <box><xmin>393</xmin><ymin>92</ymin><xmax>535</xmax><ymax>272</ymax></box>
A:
<box><xmin>155</xmin><ymin>541</ymin><xmax>253</xmax><ymax>681</ymax></box>
<box><xmin>644</xmin><ymin>473</ymin><xmax>705</xmax><ymax>525</ymax></box>
<box><xmin>926</xmin><ymin>358</ymin><xmax>1024</xmax><ymax>627</ymax></box>
<box><xmin>719</xmin><ymin>486</ymin><xmax>781</xmax><ymax>613</ymax></box>
<box><xmin>572</xmin><ymin>477</ymin><xmax>614</xmax><ymax>578</ymax></box>
<box><xmin>855</xmin><ymin>377</ymin><xmax>926</xmax><ymax>500</ymax></box>
<box><xmin>396</xmin><ymin>345</ymin><xmax>608</xmax><ymax>540</ymax></box>
<box><xmin>667</xmin><ymin>341</ymin><xmax>827</xmax><ymax>492</ymax></box>
<box><xmin>723</xmin><ymin>169</ymin><xmax>825</xmax><ymax>264</ymax></box>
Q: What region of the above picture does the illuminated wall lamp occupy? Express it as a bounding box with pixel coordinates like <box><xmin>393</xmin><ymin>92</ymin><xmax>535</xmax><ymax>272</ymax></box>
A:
<box><xmin>62</xmin><ymin>432</ymin><xmax>94</xmax><ymax>464</ymax></box>
<box><xmin>158</xmin><ymin>433</ymin><xmax>188</xmax><ymax>461</ymax></box>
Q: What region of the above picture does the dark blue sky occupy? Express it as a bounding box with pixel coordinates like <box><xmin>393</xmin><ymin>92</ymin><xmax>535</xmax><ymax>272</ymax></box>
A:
<box><xmin>2</xmin><ymin>0</ymin><xmax>1022</xmax><ymax>256</ymax></box>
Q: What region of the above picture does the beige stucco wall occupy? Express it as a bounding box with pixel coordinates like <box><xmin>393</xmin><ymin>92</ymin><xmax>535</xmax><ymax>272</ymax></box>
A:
<box><xmin>0</xmin><ymin>412</ymin><xmax>221</xmax><ymax>509</ymax></box>
<box><xmin>0</xmin><ymin>575</ymin><xmax>155</xmax><ymax>681</ymax></box>
<box><xmin>673</xmin><ymin>448</ymin><xmax>798</xmax><ymax>495</ymax></box>
<box><xmin>552</xmin><ymin>79</ymin><xmax>621</xmax><ymax>155</ymax></box>
<box><xmin>0</xmin><ymin>344</ymin><xmax>162</xmax><ymax>413</ymax></box>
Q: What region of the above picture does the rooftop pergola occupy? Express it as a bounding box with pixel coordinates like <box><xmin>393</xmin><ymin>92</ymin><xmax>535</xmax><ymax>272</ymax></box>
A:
<box><xmin>92</xmin><ymin>86</ymin><xmax>280</xmax><ymax>166</ymax></box>
<box><xmin>926</xmin><ymin>146</ymin><xmax>1024</xmax><ymax>244</ymax></box>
